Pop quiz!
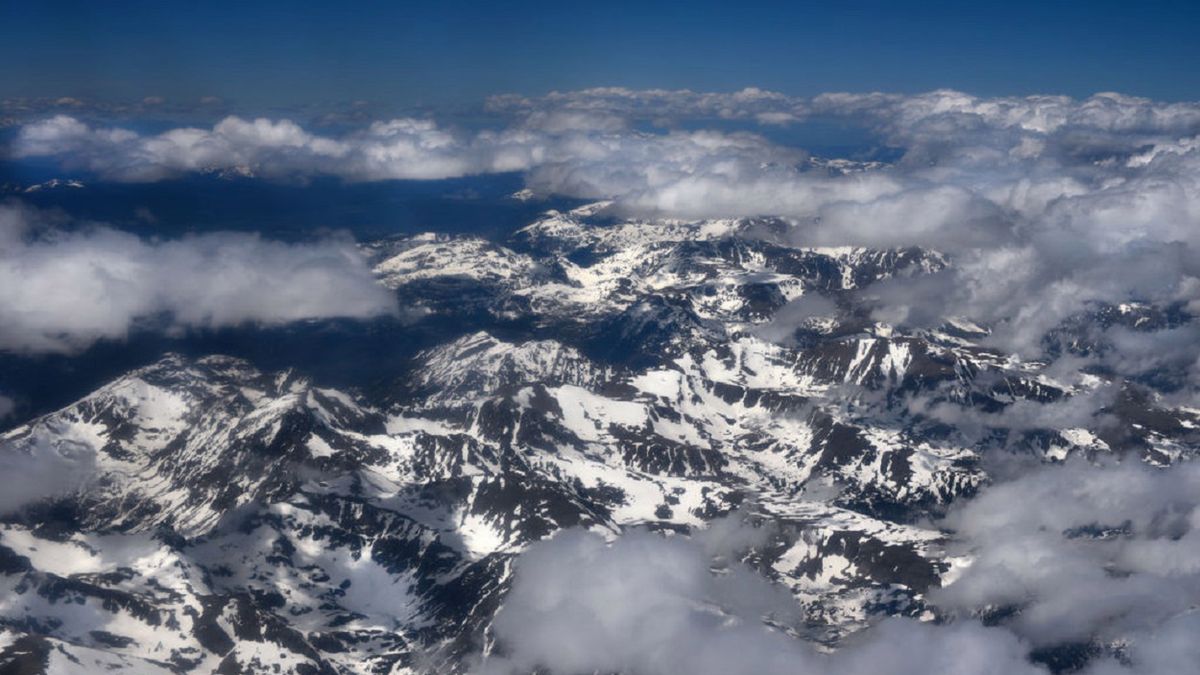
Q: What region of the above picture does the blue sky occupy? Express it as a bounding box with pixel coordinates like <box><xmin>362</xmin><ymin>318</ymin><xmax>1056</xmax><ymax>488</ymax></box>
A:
<box><xmin>2</xmin><ymin>0</ymin><xmax>1198</xmax><ymax>106</ymax></box>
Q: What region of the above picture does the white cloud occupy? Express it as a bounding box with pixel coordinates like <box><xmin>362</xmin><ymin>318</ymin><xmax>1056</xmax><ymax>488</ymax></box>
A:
<box><xmin>0</xmin><ymin>204</ymin><xmax>397</xmax><ymax>354</ymax></box>
<box><xmin>478</xmin><ymin>519</ymin><xmax>1045</xmax><ymax>675</ymax></box>
<box><xmin>14</xmin><ymin>115</ymin><xmax>480</xmax><ymax>181</ymax></box>
<box><xmin>1084</xmin><ymin>611</ymin><xmax>1200</xmax><ymax>675</ymax></box>
<box><xmin>935</xmin><ymin>460</ymin><xmax>1200</xmax><ymax>650</ymax></box>
<box><xmin>812</xmin><ymin>89</ymin><xmax>1200</xmax><ymax>142</ymax></box>
<box><xmin>0</xmin><ymin>431</ymin><xmax>96</xmax><ymax>514</ymax></box>
<box><xmin>12</xmin><ymin>88</ymin><xmax>1200</xmax><ymax>371</ymax></box>
<box><xmin>486</xmin><ymin>86</ymin><xmax>809</xmax><ymax>126</ymax></box>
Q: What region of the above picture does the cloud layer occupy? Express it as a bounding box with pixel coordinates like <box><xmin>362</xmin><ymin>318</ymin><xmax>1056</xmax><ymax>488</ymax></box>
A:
<box><xmin>0</xmin><ymin>203</ymin><xmax>397</xmax><ymax>354</ymax></box>
<box><xmin>15</xmin><ymin>88</ymin><xmax>1200</xmax><ymax>361</ymax></box>
<box><xmin>482</xmin><ymin>463</ymin><xmax>1200</xmax><ymax>675</ymax></box>
<box><xmin>478</xmin><ymin>521</ymin><xmax>1045</xmax><ymax>675</ymax></box>
<box><xmin>937</xmin><ymin>460</ymin><xmax>1200</xmax><ymax>641</ymax></box>
<box><xmin>937</xmin><ymin>460</ymin><xmax>1200</xmax><ymax>675</ymax></box>
<box><xmin>0</xmin><ymin>430</ymin><xmax>96</xmax><ymax>514</ymax></box>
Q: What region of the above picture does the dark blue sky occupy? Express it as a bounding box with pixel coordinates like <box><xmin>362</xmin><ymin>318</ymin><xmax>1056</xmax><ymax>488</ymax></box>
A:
<box><xmin>2</xmin><ymin>0</ymin><xmax>1198</xmax><ymax>107</ymax></box>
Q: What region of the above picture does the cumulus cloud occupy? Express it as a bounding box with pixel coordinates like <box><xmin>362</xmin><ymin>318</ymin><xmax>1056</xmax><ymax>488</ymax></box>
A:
<box><xmin>935</xmin><ymin>460</ymin><xmax>1200</xmax><ymax>653</ymax></box>
<box><xmin>0</xmin><ymin>431</ymin><xmax>96</xmax><ymax>514</ymax></box>
<box><xmin>490</xmin><ymin>87</ymin><xmax>1200</xmax><ymax>140</ymax></box>
<box><xmin>0</xmin><ymin>203</ymin><xmax>397</xmax><ymax>354</ymax></box>
<box><xmin>12</xmin><ymin>88</ymin><xmax>1200</xmax><ymax>411</ymax></box>
<box><xmin>477</xmin><ymin>526</ymin><xmax>805</xmax><ymax>675</ymax></box>
<box><xmin>11</xmin><ymin>90</ymin><xmax>1200</xmax><ymax>364</ymax></box>
<box><xmin>16</xmin><ymin>89</ymin><xmax>1200</xmax><ymax>432</ymax></box>
<box><xmin>12</xmin><ymin>112</ymin><xmax>820</xmax><ymax>194</ymax></box>
<box><xmin>1084</xmin><ymin>611</ymin><xmax>1200</xmax><ymax>675</ymax></box>
<box><xmin>15</xmin><ymin>89</ymin><xmax>1200</xmax><ymax>245</ymax></box>
<box><xmin>14</xmin><ymin>115</ymin><xmax>490</xmax><ymax>181</ymax></box>
<box><xmin>487</xmin><ymin>86</ymin><xmax>810</xmax><ymax>126</ymax></box>
<box><xmin>478</xmin><ymin>521</ymin><xmax>1045</xmax><ymax>675</ymax></box>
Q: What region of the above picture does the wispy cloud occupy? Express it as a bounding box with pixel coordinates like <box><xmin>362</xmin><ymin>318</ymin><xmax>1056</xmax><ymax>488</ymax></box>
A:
<box><xmin>13</xmin><ymin>88</ymin><xmax>1200</xmax><ymax>374</ymax></box>
<box><xmin>0</xmin><ymin>203</ymin><xmax>397</xmax><ymax>354</ymax></box>
<box><xmin>0</xmin><ymin>430</ymin><xmax>95</xmax><ymax>514</ymax></box>
<box><xmin>478</xmin><ymin>517</ymin><xmax>1046</xmax><ymax>675</ymax></box>
<box><xmin>938</xmin><ymin>460</ymin><xmax>1200</xmax><ymax>673</ymax></box>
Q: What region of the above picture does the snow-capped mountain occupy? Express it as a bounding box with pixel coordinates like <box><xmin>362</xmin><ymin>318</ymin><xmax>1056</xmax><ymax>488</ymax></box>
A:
<box><xmin>2</xmin><ymin>203</ymin><xmax>1197</xmax><ymax>674</ymax></box>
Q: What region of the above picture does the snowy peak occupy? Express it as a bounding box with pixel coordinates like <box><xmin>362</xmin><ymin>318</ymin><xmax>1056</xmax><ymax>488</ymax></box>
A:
<box><xmin>411</xmin><ymin>332</ymin><xmax>613</xmax><ymax>404</ymax></box>
<box><xmin>1</xmin><ymin>354</ymin><xmax>386</xmax><ymax>534</ymax></box>
<box><xmin>370</xmin><ymin>235</ymin><xmax>541</xmax><ymax>289</ymax></box>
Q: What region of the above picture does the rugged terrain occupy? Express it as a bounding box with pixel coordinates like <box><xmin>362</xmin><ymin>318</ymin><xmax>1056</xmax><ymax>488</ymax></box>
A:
<box><xmin>2</xmin><ymin>203</ymin><xmax>1196</xmax><ymax>674</ymax></box>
